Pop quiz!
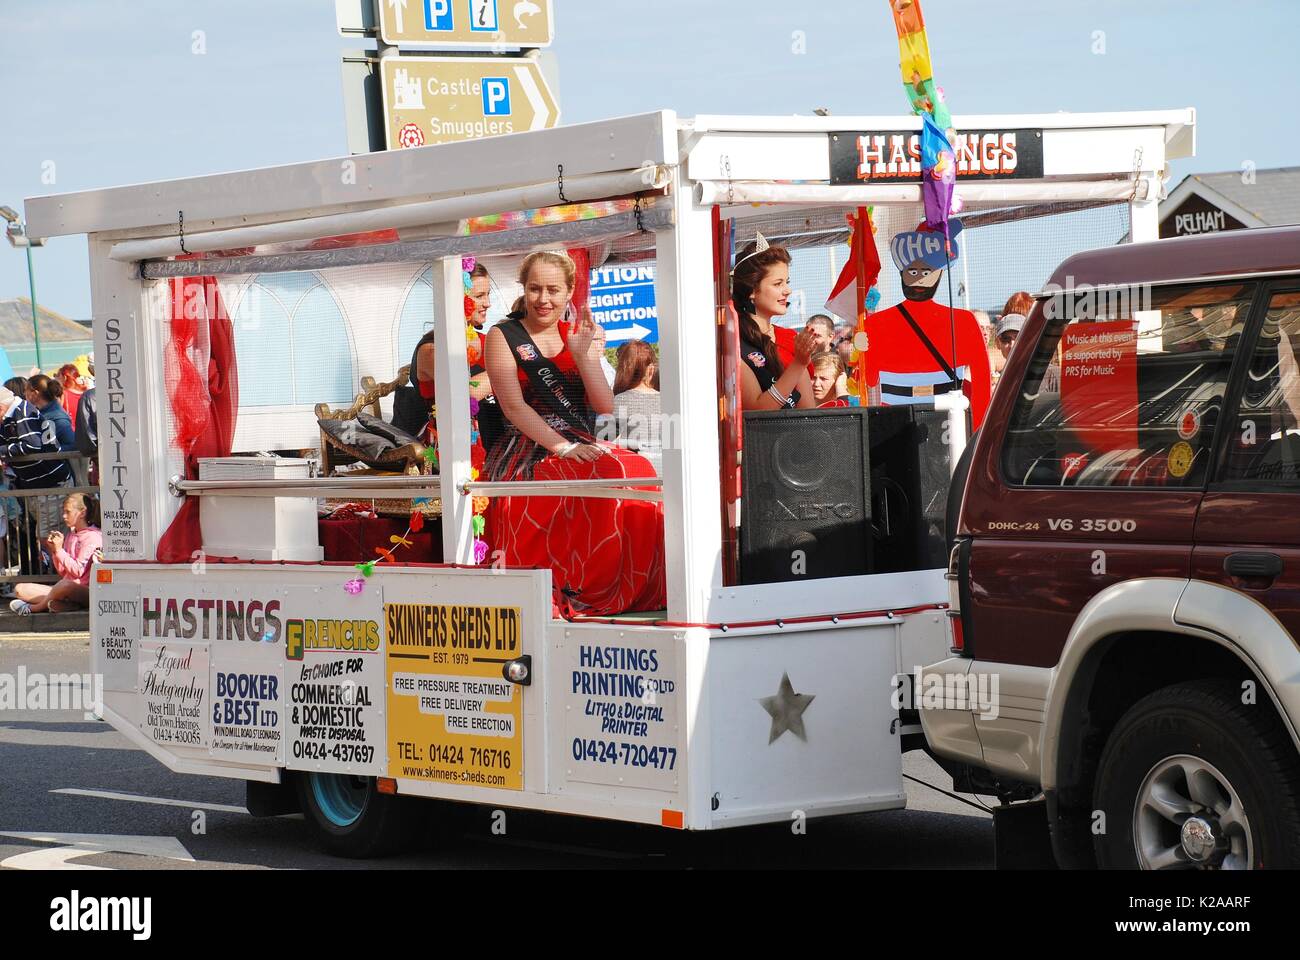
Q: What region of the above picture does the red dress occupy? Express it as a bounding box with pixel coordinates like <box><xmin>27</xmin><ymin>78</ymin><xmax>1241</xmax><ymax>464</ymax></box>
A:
<box><xmin>484</xmin><ymin>317</ymin><xmax>665</xmax><ymax>616</ymax></box>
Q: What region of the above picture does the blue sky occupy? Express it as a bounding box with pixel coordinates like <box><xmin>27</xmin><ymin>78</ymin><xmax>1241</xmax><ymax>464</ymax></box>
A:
<box><xmin>1</xmin><ymin>0</ymin><xmax>1297</xmax><ymax>318</ymax></box>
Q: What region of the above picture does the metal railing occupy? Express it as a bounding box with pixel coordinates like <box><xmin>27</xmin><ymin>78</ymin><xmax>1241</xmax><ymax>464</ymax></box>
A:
<box><xmin>169</xmin><ymin>473</ymin><xmax>665</xmax><ymax>502</ymax></box>
<box><xmin>1</xmin><ymin>451</ymin><xmax>98</xmax><ymax>586</ymax></box>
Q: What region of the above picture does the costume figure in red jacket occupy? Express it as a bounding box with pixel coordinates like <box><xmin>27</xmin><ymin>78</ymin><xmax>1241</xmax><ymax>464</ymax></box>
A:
<box><xmin>862</xmin><ymin>220</ymin><xmax>991</xmax><ymax>429</ymax></box>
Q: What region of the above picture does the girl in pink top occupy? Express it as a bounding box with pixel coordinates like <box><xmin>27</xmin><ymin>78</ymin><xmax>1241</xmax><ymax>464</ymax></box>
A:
<box><xmin>10</xmin><ymin>493</ymin><xmax>102</xmax><ymax>614</ymax></box>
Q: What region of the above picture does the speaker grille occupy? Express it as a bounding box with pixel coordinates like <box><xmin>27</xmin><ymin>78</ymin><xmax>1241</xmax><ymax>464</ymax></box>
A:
<box><xmin>867</xmin><ymin>407</ymin><xmax>954</xmax><ymax>572</ymax></box>
<box><xmin>740</xmin><ymin>409</ymin><xmax>872</xmax><ymax>584</ymax></box>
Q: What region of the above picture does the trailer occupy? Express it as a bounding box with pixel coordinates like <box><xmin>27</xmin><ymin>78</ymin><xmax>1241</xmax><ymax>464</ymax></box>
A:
<box><xmin>24</xmin><ymin>107</ymin><xmax>1193</xmax><ymax>855</ymax></box>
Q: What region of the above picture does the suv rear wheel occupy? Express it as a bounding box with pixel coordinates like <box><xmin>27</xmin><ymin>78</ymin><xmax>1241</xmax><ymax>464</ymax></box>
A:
<box><xmin>1093</xmin><ymin>680</ymin><xmax>1300</xmax><ymax>869</ymax></box>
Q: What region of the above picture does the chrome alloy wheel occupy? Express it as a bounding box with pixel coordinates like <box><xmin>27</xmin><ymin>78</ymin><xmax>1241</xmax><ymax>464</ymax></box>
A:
<box><xmin>1134</xmin><ymin>754</ymin><xmax>1253</xmax><ymax>870</ymax></box>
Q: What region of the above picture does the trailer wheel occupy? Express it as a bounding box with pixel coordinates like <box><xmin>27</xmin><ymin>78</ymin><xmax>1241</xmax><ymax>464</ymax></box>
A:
<box><xmin>297</xmin><ymin>773</ymin><xmax>412</xmax><ymax>858</ymax></box>
<box><xmin>1092</xmin><ymin>680</ymin><xmax>1300</xmax><ymax>869</ymax></box>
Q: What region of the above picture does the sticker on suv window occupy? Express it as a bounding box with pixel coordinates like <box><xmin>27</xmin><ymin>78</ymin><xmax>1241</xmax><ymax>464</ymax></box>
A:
<box><xmin>1177</xmin><ymin>409</ymin><xmax>1202</xmax><ymax>440</ymax></box>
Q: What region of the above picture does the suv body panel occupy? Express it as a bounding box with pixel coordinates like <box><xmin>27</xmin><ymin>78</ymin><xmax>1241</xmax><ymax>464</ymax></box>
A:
<box><xmin>927</xmin><ymin>226</ymin><xmax>1300</xmax><ymax>801</ymax></box>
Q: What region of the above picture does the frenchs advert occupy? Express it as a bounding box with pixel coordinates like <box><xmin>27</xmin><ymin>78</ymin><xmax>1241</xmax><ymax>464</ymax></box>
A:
<box><xmin>284</xmin><ymin>588</ymin><xmax>386</xmax><ymax>777</ymax></box>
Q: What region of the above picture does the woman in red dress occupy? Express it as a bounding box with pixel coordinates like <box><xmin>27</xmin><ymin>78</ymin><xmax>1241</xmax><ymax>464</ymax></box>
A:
<box><xmin>482</xmin><ymin>251</ymin><xmax>665</xmax><ymax>616</ymax></box>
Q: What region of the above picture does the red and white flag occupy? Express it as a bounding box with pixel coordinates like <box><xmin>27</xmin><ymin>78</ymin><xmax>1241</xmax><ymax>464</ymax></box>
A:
<box><xmin>825</xmin><ymin>216</ymin><xmax>881</xmax><ymax>323</ymax></box>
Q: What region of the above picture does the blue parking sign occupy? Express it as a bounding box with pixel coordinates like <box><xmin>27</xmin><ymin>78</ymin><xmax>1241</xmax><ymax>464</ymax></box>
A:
<box><xmin>482</xmin><ymin>77</ymin><xmax>511</xmax><ymax>116</ymax></box>
<box><xmin>424</xmin><ymin>0</ymin><xmax>453</xmax><ymax>32</ymax></box>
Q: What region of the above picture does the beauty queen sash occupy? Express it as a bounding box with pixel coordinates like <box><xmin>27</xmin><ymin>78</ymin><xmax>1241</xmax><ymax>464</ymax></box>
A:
<box><xmin>496</xmin><ymin>316</ymin><xmax>596</xmax><ymax>435</ymax></box>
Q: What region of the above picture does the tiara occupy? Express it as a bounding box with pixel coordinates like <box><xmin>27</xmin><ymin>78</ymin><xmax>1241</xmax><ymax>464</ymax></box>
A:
<box><xmin>729</xmin><ymin>231</ymin><xmax>770</xmax><ymax>276</ymax></box>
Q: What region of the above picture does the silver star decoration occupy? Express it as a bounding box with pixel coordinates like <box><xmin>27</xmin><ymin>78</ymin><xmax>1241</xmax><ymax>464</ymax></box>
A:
<box><xmin>759</xmin><ymin>672</ymin><xmax>815</xmax><ymax>744</ymax></box>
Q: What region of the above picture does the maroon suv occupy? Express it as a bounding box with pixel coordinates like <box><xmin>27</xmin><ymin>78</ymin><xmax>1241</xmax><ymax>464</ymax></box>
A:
<box><xmin>922</xmin><ymin>224</ymin><xmax>1300</xmax><ymax>869</ymax></box>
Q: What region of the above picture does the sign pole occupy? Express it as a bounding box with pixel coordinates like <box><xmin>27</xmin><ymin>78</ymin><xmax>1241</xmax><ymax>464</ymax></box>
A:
<box><xmin>25</xmin><ymin>243</ymin><xmax>42</xmax><ymax>370</ymax></box>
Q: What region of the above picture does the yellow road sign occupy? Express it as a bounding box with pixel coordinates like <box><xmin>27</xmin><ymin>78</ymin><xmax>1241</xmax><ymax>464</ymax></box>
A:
<box><xmin>380</xmin><ymin>55</ymin><xmax>559</xmax><ymax>148</ymax></box>
<box><xmin>378</xmin><ymin>0</ymin><xmax>553</xmax><ymax>48</ymax></box>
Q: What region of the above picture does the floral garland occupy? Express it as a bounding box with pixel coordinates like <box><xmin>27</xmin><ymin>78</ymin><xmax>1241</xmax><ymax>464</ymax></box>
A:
<box><xmin>342</xmin><ymin>258</ymin><xmax>493</xmax><ymax>594</ymax></box>
<box><xmin>843</xmin><ymin>210</ymin><xmax>880</xmax><ymax>401</ymax></box>
<box><xmin>461</xmin><ymin>256</ymin><xmax>490</xmax><ymax>565</ymax></box>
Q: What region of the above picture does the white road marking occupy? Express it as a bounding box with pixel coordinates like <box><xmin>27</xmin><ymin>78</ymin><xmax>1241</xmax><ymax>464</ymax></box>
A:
<box><xmin>51</xmin><ymin>787</ymin><xmax>248</xmax><ymax>814</ymax></box>
<box><xmin>0</xmin><ymin>832</ymin><xmax>194</xmax><ymax>870</ymax></box>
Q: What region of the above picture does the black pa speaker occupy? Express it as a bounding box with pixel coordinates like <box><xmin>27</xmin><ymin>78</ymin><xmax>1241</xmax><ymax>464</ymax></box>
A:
<box><xmin>866</xmin><ymin>407</ymin><xmax>954</xmax><ymax>572</ymax></box>
<box><xmin>740</xmin><ymin>408</ymin><xmax>873</xmax><ymax>584</ymax></box>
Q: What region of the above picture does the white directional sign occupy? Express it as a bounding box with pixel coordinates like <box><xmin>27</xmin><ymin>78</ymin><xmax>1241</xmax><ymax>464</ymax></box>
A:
<box><xmin>380</xmin><ymin>54</ymin><xmax>559</xmax><ymax>148</ymax></box>
<box><xmin>379</xmin><ymin>0</ymin><xmax>553</xmax><ymax>48</ymax></box>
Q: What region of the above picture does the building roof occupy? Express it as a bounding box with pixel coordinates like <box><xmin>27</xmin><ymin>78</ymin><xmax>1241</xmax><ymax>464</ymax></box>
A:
<box><xmin>1164</xmin><ymin>166</ymin><xmax>1300</xmax><ymax>228</ymax></box>
<box><xmin>0</xmin><ymin>298</ymin><xmax>92</xmax><ymax>346</ymax></box>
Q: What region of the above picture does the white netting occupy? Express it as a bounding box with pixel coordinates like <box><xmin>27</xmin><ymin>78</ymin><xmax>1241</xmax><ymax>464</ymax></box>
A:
<box><xmin>727</xmin><ymin>199</ymin><xmax>1132</xmax><ymax>327</ymax></box>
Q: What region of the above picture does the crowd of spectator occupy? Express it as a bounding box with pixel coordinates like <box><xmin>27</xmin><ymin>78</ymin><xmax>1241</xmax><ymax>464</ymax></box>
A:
<box><xmin>0</xmin><ymin>359</ymin><xmax>100</xmax><ymax>614</ymax></box>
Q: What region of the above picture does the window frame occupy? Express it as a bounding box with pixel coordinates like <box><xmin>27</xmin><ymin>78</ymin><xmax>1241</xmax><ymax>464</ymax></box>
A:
<box><xmin>997</xmin><ymin>279</ymin><xmax>1264</xmax><ymax>492</ymax></box>
<box><xmin>1205</xmin><ymin>278</ymin><xmax>1300</xmax><ymax>493</ymax></box>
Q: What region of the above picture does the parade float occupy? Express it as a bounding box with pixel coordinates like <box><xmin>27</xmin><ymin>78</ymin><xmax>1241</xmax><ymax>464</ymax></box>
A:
<box><xmin>22</xmin><ymin>3</ymin><xmax>1194</xmax><ymax>853</ymax></box>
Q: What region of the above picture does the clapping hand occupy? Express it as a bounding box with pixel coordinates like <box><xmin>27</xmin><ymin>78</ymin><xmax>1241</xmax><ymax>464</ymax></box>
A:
<box><xmin>792</xmin><ymin>328</ymin><xmax>819</xmax><ymax>367</ymax></box>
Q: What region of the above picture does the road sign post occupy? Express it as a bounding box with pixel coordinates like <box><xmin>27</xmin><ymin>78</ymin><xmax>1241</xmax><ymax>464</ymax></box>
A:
<box><xmin>380</xmin><ymin>54</ymin><xmax>558</xmax><ymax>148</ymax></box>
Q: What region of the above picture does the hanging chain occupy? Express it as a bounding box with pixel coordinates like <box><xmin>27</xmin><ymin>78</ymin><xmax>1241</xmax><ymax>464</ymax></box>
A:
<box><xmin>722</xmin><ymin>154</ymin><xmax>734</xmax><ymax>205</ymax></box>
<box><xmin>178</xmin><ymin>210</ymin><xmax>189</xmax><ymax>254</ymax></box>
<box><xmin>1128</xmin><ymin>146</ymin><xmax>1145</xmax><ymax>202</ymax></box>
<box><xmin>557</xmin><ymin>163</ymin><xmax>568</xmax><ymax>204</ymax></box>
<box><xmin>633</xmin><ymin>194</ymin><xmax>646</xmax><ymax>234</ymax></box>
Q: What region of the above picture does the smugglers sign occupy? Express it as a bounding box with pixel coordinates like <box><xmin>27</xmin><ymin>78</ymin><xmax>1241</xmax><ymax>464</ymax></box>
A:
<box><xmin>829</xmin><ymin>129</ymin><xmax>1044</xmax><ymax>185</ymax></box>
<box><xmin>380</xmin><ymin>55</ymin><xmax>559</xmax><ymax>148</ymax></box>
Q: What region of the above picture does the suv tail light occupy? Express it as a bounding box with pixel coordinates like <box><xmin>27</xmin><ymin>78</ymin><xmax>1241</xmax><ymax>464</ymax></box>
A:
<box><xmin>947</xmin><ymin>611</ymin><xmax>965</xmax><ymax>653</ymax></box>
<box><xmin>945</xmin><ymin>539</ymin><xmax>973</xmax><ymax>657</ymax></box>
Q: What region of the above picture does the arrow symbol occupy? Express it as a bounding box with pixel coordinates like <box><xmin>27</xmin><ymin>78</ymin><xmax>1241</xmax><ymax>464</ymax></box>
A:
<box><xmin>514</xmin><ymin>63</ymin><xmax>556</xmax><ymax>131</ymax></box>
<box><xmin>388</xmin><ymin>0</ymin><xmax>407</xmax><ymax>34</ymax></box>
<box><xmin>0</xmin><ymin>832</ymin><xmax>195</xmax><ymax>870</ymax></box>
<box><xmin>603</xmin><ymin>322</ymin><xmax>653</xmax><ymax>344</ymax></box>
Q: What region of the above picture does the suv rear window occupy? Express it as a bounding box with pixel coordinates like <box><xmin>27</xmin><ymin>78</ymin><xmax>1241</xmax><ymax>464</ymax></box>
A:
<box><xmin>1002</xmin><ymin>281</ymin><xmax>1255</xmax><ymax>488</ymax></box>
<box><xmin>1219</xmin><ymin>289</ymin><xmax>1300</xmax><ymax>485</ymax></box>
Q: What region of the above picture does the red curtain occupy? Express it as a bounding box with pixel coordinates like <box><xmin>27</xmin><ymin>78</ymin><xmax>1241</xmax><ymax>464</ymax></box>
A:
<box><xmin>157</xmin><ymin>275</ymin><xmax>239</xmax><ymax>563</ymax></box>
<box><xmin>568</xmin><ymin>247</ymin><xmax>591</xmax><ymax>313</ymax></box>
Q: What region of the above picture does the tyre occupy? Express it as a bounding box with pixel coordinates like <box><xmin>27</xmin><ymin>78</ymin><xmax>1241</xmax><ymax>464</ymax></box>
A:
<box><xmin>296</xmin><ymin>772</ymin><xmax>414</xmax><ymax>858</ymax></box>
<box><xmin>1093</xmin><ymin>680</ymin><xmax>1300</xmax><ymax>869</ymax></box>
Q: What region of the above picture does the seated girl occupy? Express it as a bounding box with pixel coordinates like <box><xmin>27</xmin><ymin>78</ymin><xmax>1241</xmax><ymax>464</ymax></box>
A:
<box><xmin>810</xmin><ymin>351</ymin><xmax>854</xmax><ymax>407</ymax></box>
<box><xmin>482</xmin><ymin>251</ymin><xmax>665</xmax><ymax>616</ymax></box>
<box><xmin>10</xmin><ymin>493</ymin><xmax>102</xmax><ymax>615</ymax></box>
<box><xmin>394</xmin><ymin>260</ymin><xmax>495</xmax><ymax>444</ymax></box>
<box><xmin>731</xmin><ymin>236</ymin><xmax>817</xmax><ymax>410</ymax></box>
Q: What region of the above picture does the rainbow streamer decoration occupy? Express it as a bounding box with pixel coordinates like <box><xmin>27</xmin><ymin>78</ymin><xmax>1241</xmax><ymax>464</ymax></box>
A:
<box><xmin>889</xmin><ymin>0</ymin><xmax>960</xmax><ymax>235</ymax></box>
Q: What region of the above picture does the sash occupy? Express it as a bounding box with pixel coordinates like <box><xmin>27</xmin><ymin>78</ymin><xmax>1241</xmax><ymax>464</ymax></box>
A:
<box><xmin>895</xmin><ymin>303</ymin><xmax>961</xmax><ymax>386</ymax></box>
<box><xmin>497</xmin><ymin>316</ymin><xmax>595</xmax><ymax>435</ymax></box>
<box><xmin>740</xmin><ymin>338</ymin><xmax>798</xmax><ymax>408</ymax></box>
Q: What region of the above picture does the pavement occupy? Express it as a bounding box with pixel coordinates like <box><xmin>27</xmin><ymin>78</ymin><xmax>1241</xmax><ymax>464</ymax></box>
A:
<box><xmin>0</xmin><ymin>630</ymin><xmax>994</xmax><ymax>869</ymax></box>
<box><xmin>0</xmin><ymin>611</ymin><xmax>89</xmax><ymax>633</ymax></box>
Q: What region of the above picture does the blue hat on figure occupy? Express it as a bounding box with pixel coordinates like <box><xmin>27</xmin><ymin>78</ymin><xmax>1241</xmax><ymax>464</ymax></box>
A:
<box><xmin>889</xmin><ymin>219</ymin><xmax>964</xmax><ymax>271</ymax></box>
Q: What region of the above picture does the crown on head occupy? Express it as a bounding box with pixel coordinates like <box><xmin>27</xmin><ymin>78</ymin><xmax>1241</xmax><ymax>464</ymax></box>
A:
<box><xmin>730</xmin><ymin>231</ymin><xmax>770</xmax><ymax>276</ymax></box>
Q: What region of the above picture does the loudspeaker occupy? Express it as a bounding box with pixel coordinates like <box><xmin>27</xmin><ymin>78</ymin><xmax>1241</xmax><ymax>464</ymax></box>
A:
<box><xmin>867</xmin><ymin>407</ymin><xmax>954</xmax><ymax>572</ymax></box>
<box><xmin>740</xmin><ymin>408</ymin><xmax>872</xmax><ymax>584</ymax></box>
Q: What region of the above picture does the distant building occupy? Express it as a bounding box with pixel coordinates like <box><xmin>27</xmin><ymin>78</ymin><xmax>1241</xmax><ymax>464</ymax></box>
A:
<box><xmin>1159</xmin><ymin>166</ymin><xmax>1300</xmax><ymax>239</ymax></box>
<box><xmin>0</xmin><ymin>297</ymin><xmax>93</xmax><ymax>372</ymax></box>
